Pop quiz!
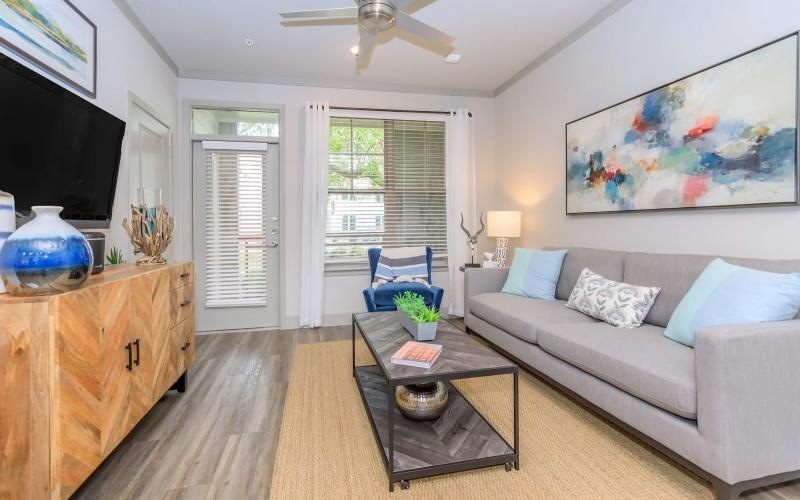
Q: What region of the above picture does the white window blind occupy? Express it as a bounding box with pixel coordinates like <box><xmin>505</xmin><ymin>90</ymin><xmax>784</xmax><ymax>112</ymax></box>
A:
<box><xmin>326</xmin><ymin>117</ymin><xmax>447</xmax><ymax>261</ymax></box>
<box><xmin>204</xmin><ymin>147</ymin><xmax>268</xmax><ymax>307</ymax></box>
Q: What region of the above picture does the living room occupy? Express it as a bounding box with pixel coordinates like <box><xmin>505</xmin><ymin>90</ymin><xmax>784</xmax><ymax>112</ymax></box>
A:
<box><xmin>1</xmin><ymin>0</ymin><xmax>800</xmax><ymax>499</ymax></box>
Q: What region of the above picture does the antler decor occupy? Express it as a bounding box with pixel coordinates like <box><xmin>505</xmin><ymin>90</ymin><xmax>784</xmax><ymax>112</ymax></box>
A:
<box><xmin>459</xmin><ymin>212</ymin><xmax>485</xmax><ymax>264</ymax></box>
<box><xmin>122</xmin><ymin>204</ymin><xmax>174</xmax><ymax>266</ymax></box>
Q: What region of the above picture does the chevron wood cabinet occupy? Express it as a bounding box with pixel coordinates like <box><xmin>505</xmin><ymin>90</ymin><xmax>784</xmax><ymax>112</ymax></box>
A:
<box><xmin>0</xmin><ymin>263</ymin><xmax>195</xmax><ymax>499</ymax></box>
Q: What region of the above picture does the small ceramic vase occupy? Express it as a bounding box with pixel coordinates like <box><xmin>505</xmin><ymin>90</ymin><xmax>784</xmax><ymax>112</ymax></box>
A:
<box><xmin>0</xmin><ymin>206</ymin><xmax>93</xmax><ymax>296</ymax></box>
<box><xmin>0</xmin><ymin>189</ymin><xmax>14</xmax><ymax>294</ymax></box>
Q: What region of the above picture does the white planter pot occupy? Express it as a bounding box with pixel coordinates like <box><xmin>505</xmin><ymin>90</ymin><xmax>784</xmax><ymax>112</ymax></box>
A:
<box><xmin>397</xmin><ymin>310</ymin><xmax>438</xmax><ymax>341</ymax></box>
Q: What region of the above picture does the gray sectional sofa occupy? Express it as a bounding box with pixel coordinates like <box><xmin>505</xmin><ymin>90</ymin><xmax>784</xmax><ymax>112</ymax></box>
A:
<box><xmin>464</xmin><ymin>247</ymin><xmax>800</xmax><ymax>499</ymax></box>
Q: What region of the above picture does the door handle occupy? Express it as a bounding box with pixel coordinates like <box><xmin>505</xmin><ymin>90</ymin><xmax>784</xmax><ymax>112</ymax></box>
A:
<box><xmin>180</xmin><ymin>272</ymin><xmax>190</xmax><ymax>278</ymax></box>
<box><xmin>181</xmin><ymin>341</ymin><xmax>191</xmax><ymax>351</ymax></box>
<box><xmin>125</xmin><ymin>342</ymin><xmax>133</xmax><ymax>371</ymax></box>
<box><xmin>134</xmin><ymin>338</ymin><xmax>141</xmax><ymax>366</ymax></box>
<box><xmin>267</xmin><ymin>241</ymin><xmax>278</xmax><ymax>248</ymax></box>
<box><xmin>180</xmin><ymin>300</ymin><xmax>192</xmax><ymax>308</ymax></box>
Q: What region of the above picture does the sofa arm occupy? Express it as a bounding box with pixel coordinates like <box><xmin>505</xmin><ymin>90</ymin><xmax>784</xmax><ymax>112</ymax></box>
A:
<box><xmin>695</xmin><ymin>320</ymin><xmax>800</xmax><ymax>482</ymax></box>
<box><xmin>464</xmin><ymin>268</ymin><xmax>509</xmax><ymax>319</ymax></box>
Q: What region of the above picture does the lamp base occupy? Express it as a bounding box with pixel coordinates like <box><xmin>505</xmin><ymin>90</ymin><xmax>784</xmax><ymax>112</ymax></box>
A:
<box><xmin>495</xmin><ymin>237</ymin><xmax>510</xmax><ymax>268</ymax></box>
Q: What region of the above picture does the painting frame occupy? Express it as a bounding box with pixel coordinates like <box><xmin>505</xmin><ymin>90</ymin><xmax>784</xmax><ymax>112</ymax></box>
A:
<box><xmin>0</xmin><ymin>0</ymin><xmax>96</xmax><ymax>98</ymax></box>
<box><xmin>565</xmin><ymin>32</ymin><xmax>800</xmax><ymax>216</ymax></box>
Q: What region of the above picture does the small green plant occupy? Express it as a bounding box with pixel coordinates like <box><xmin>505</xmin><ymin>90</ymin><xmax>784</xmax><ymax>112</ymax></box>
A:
<box><xmin>106</xmin><ymin>246</ymin><xmax>126</xmax><ymax>265</ymax></box>
<box><xmin>410</xmin><ymin>306</ymin><xmax>440</xmax><ymax>324</ymax></box>
<box><xmin>393</xmin><ymin>291</ymin><xmax>440</xmax><ymax>324</ymax></box>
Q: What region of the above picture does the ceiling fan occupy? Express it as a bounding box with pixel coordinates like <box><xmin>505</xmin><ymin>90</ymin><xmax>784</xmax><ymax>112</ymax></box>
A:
<box><xmin>279</xmin><ymin>0</ymin><xmax>454</xmax><ymax>69</ymax></box>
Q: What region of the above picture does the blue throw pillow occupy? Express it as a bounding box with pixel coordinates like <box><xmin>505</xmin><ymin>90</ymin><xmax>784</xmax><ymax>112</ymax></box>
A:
<box><xmin>501</xmin><ymin>248</ymin><xmax>568</xmax><ymax>300</ymax></box>
<box><xmin>664</xmin><ymin>259</ymin><xmax>800</xmax><ymax>347</ymax></box>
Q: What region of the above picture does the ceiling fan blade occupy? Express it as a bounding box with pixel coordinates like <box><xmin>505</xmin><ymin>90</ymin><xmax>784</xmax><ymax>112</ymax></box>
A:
<box><xmin>394</xmin><ymin>11</ymin><xmax>454</xmax><ymax>47</ymax></box>
<box><xmin>356</xmin><ymin>31</ymin><xmax>377</xmax><ymax>70</ymax></box>
<box><xmin>279</xmin><ymin>7</ymin><xmax>357</xmax><ymax>19</ymax></box>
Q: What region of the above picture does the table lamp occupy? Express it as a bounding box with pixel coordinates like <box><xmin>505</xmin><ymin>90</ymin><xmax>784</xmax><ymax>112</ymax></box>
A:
<box><xmin>487</xmin><ymin>211</ymin><xmax>521</xmax><ymax>268</ymax></box>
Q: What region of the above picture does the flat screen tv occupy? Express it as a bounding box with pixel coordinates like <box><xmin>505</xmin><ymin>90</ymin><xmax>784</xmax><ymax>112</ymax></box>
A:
<box><xmin>0</xmin><ymin>52</ymin><xmax>125</xmax><ymax>229</ymax></box>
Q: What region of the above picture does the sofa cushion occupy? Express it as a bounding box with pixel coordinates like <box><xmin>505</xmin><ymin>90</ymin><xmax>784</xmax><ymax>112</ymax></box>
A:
<box><xmin>624</xmin><ymin>253</ymin><xmax>800</xmax><ymax>327</ymax></box>
<box><xmin>468</xmin><ymin>292</ymin><xmax>597</xmax><ymax>344</ymax></box>
<box><xmin>372</xmin><ymin>282</ymin><xmax>436</xmax><ymax>307</ymax></box>
<box><xmin>537</xmin><ymin>322</ymin><xmax>697</xmax><ymax>419</ymax></box>
<box><xmin>545</xmin><ymin>247</ymin><xmax>626</xmax><ymax>301</ymax></box>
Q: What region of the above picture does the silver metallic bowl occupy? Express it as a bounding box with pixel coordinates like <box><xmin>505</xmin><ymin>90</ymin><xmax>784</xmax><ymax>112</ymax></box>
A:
<box><xmin>395</xmin><ymin>382</ymin><xmax>449</xmax><ymax>421</ymax></box>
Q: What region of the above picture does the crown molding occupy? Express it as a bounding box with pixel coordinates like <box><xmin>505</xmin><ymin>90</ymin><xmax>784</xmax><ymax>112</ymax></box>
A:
<box><xmin>494</xmin><ymin>0</ymin><xmax>633</xmax><ymax>96</ymax></box>
<box><xmin>178</xmin><ymin>69</ymin><xmax>496</xmax><ymax>98</ymax></box>
<box><xmin>113</xmin><ymin>0</ymin><xmax>179</xmax><ymax>76</ymax></box>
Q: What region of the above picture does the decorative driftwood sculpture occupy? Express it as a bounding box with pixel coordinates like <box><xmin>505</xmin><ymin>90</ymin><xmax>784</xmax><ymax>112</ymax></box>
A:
<box><xmin>122</xmin><ymin>204</ymin><xmax>174</xmax><ymax>266</ymax></box>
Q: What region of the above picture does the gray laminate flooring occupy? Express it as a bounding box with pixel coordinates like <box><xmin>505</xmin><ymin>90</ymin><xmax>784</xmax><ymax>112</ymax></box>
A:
<box><xmin>73</xmin><ymin>320</ymin><xmax>800</xmax><ymax>499</ymax></box>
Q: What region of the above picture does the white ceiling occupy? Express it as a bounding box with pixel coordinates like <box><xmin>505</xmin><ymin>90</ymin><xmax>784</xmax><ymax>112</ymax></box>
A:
<box><xmin>125</xmin><ymin>0</ymin><xmax>619</xmax><ymax>95</ymax></box>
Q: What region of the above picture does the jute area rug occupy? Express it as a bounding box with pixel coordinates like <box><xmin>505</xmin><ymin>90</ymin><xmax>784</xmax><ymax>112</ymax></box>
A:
<box><xmin>270</xmin><ymin>340</ymin><xmax>712</xmax><ymax>499</ymax></box>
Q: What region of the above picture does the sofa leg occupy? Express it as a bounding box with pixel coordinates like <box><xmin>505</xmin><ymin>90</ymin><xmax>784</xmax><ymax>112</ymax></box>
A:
<box><xmin>713</xmin><ymin>478</ymin><xmax>742</xmax><ymax>500</ymax></box>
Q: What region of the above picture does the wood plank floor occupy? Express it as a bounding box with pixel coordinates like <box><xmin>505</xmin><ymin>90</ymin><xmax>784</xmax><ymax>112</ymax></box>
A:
<box><xmin>74</xmin><ymin>321</ymin><xmax>800</xmax><ymax>499</ymax></box>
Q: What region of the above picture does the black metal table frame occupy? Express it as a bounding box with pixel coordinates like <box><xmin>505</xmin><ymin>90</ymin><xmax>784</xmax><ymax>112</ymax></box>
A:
<box><xmin>352</xmin><ymin>314</ymin><xmax>520</xmax><ymax>492</ymax></box>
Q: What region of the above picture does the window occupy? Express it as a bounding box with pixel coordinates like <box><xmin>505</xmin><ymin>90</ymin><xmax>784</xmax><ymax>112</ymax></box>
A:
<box><xmin>341</xmin><ymin>215</ymin><xmax>357</xmax><ymax>232</ymax></box>
<box><xmin>204</xmin><ymin>148</ymin><xmax>268</xmax><ymax>307</ymax></box>
<box><xmin>192</xmin><ymin>108</ymin><xmax>280</xmax><ymax>137</ymax></box>
<box><xmin>326</xmin><ymin>117</ymin><xmax>446</xmax><ymax>262</ymax></box>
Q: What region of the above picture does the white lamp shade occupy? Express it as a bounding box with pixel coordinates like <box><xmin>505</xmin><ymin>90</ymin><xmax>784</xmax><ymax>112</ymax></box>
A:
<box><xmin>487</xmin><ymin>211</ymin><xmax>521</xmax><ymax>238</ymax></box>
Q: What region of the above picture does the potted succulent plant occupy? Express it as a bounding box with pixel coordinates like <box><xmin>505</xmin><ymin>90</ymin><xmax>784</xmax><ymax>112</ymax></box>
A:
<box><xmin>393</xmin><ymin>291</ymin><xmax>440</xmax><ymax>341</ymax></box>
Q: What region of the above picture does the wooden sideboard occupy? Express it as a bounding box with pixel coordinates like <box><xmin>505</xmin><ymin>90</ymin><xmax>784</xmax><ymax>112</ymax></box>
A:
<box><xmin>0</xmin><ymin>263</ymin><xmax>196</xmax><ymax>499</ymax></box>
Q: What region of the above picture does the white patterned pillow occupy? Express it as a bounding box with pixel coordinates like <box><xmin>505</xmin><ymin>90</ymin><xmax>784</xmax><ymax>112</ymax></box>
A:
<box><xmin>566</xmin><ymin>268</ymin><xmax>661</xmax><ymax>328</ymax></box>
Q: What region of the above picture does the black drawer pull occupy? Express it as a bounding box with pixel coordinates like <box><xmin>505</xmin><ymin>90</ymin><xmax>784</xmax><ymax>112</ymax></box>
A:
<box><xmin>180</xmin><ymin>300</ymin><xmax>192</xmax><ymax>308</ymax></box>
<box><xmin>181</xmin><ymin>341</ymin><xmax>191</xmax><ymax>351</ymax></box>
<box><xmin>125</xmin><ymin>342</ymin><xmax>133</xmax><ymax>371</ymax></box>
<box><xmin>180</xmin><ymin>272</ymin><xmax>190</xmax><ymax>278</ymax></box>
<box><xmin>133</xmin><ymin>338</ymin><xmax>141</xmax><ymax>366</ymax></box>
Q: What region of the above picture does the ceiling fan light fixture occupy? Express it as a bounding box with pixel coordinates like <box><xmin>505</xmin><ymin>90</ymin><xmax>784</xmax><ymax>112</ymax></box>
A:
<box><xmin>358</xmin><ymin>0</ymin><xmax>396</xmax><ymax>34</ymax></box>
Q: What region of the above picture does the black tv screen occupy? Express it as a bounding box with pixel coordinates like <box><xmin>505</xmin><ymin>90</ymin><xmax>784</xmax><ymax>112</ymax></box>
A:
<box><xmin>0</xmin><ymin>52</ymin><xmax>125</xmax><ymax>227</ymax></box>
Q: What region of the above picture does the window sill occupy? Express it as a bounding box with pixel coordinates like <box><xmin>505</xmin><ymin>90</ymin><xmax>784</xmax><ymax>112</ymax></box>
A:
<box><xmin>324</xmin><ymin>259</ymin><xmax>449</xmax><ymax>277</ymax></box>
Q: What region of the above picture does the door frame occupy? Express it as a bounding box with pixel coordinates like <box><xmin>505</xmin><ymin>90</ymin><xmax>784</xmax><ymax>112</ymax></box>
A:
<box><xmin>128</xmin><ymin>93</ymin><xmax>174</xmax><ymax>210</ymax></box>
<box><xmin>181</xmin><ymin>99</ymin><xmax>286</xmax><ymax>330</ymax></box>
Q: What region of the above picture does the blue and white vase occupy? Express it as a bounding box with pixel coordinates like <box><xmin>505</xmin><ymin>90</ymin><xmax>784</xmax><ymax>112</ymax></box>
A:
<box><xmin>0</xmin><ymin>189</ymin><xmax>14</xmax><ymax>294</ymax></box>
<box><xmin>0</xmin><ymin>206</ymin><xmax>93</xmax><ymax>296</ymax></box>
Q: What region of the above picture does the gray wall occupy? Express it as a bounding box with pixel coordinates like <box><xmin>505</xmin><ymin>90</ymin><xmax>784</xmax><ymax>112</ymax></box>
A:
<box><xmin>494</xmin><ymin>0</ymin><xmax>800</xmax><ymax>259</ymax></box>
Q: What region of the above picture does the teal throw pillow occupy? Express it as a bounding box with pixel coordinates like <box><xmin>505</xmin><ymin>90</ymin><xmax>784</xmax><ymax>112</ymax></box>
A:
<box><xmin>664</xmin><ymin>258</ymin><xmax>800</xmax><ymax>347</ymax></box>
<box><xmin>501</xmin><ymin>248</ymin><xmax>568</xmax><ymax>300</ymax></box>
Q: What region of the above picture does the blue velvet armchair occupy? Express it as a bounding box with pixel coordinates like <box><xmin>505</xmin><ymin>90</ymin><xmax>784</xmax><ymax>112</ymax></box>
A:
<box><xmin>363</xmin><ymin>247</ymin><xmax>445</xmax><ymax>312</ymax></box>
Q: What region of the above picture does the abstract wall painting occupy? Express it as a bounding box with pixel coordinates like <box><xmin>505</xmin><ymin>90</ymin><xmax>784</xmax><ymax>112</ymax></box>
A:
<box><xmin>0</xmin><ymin>0</ymin><xmax>96</xmax><ymax>97</ymax></box>
<box><xmin>566</xmin><ymin>33</ymin><xmax>798</xmax><ymax>215</ymax></box>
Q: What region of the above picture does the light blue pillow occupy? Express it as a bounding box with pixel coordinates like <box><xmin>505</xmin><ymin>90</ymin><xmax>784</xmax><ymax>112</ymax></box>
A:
<box><xmin>664</xmin><ymin>258</ymin><xmax>800</xmax><ymax>347</ymax></box>
<box><xmin>501</xmin><ymin>248</ymin><xmax>568</xmax><ymax>300</ymax></box>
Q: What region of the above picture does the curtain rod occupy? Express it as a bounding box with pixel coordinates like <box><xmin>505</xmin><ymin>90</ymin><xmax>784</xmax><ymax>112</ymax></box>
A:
<box><xmin>322</xmin><ymin>105</ymin><xmax>472</xmax><ymax>118</ymax></box>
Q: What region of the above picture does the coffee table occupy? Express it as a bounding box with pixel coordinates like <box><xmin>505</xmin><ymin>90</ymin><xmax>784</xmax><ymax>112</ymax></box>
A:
<box><xmin>352</xmin><ymin>312</ymin><xmax>519</xmax><ymax>491</ymax></box>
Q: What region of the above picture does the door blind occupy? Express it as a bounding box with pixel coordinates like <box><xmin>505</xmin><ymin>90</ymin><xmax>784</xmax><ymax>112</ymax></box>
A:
<box><xmin>205</xmin><ymin>149</ymin><xmax>268</xmax><ymax>307</ymax></box>
<box><xmin>326</xmin><ymin>117</ymin><xmax>447</xmax><ymax>261</ymax></box>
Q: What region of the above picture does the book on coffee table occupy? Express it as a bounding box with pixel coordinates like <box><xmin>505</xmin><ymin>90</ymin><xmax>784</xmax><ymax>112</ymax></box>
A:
<box><xmin>391</xmin><ymin>341</ymin><xmax>442</xmax><ymax>369</ymax></box>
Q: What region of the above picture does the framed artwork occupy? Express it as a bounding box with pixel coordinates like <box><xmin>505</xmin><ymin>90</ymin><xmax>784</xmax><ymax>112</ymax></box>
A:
<box><xmin>566</xmin><ymin>33</ymin><xmax>798</xmax><ymax>215</ymax></box>
<box><xmin>0</xmin><ymin>0</ymin><xmax>96</xmax><ymax>97</ymax></box>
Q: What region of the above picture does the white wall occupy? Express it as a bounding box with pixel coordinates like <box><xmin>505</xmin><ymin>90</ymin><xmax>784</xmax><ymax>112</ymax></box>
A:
<box><xmin>495</xmin><ymin>0</ymin><xmax>800</xmax><ymax>259</ymax></box>
<box><xmin>177</xmin><ymin>79</ymin><xmax>495</xmax><ymax>327</ymax></box>
<box><xmin>0</xmin><ymin>1</ymin><xmax>177</xmax><ymax>254</ymax></box>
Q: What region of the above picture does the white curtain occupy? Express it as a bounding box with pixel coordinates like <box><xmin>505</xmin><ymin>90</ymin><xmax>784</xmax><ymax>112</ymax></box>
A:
<box><xmin>445</xmin><ymin>109</ymin><xmax>476</xmax><ymax>317</ymax></box>
<box><xmin>299</xmin><ymin>102</ymin><xmax>330</xmax><ymax>327</ymax></box>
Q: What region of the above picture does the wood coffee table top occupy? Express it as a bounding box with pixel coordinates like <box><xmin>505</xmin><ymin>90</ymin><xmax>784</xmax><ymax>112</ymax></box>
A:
<box><xmin>353</xmin><ymin>312</ymin><xmax>517</xmax><ymax>384</ymax></box>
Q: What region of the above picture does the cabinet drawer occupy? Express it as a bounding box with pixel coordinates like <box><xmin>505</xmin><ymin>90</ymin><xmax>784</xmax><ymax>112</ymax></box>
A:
<box><xmin>172</xmin><ymin>316</ymin><xmax>195</xmax><ymax>369</ymax></box>
<box><xmin>169</xmin><ymin>282</ymin><xmax>194</xmax><ymax>328</ymax></box>
<box><xmin>170</xmin><ymin>263</ymin><xmax>194</xmax><ymax>289</ymax></box>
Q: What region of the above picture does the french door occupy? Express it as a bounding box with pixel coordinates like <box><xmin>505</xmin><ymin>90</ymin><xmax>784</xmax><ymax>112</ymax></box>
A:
<box><xmin>192</xmin><ymin>141</ymin><xmax>280</xmax><ymax>331</ymax></box>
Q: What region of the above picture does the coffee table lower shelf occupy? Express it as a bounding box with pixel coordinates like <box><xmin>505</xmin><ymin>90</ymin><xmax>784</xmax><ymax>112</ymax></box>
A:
<box><xmin>354</xmin><ymin>365</ymin><xmax>518</xmax><ymax>491</ymax></box>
